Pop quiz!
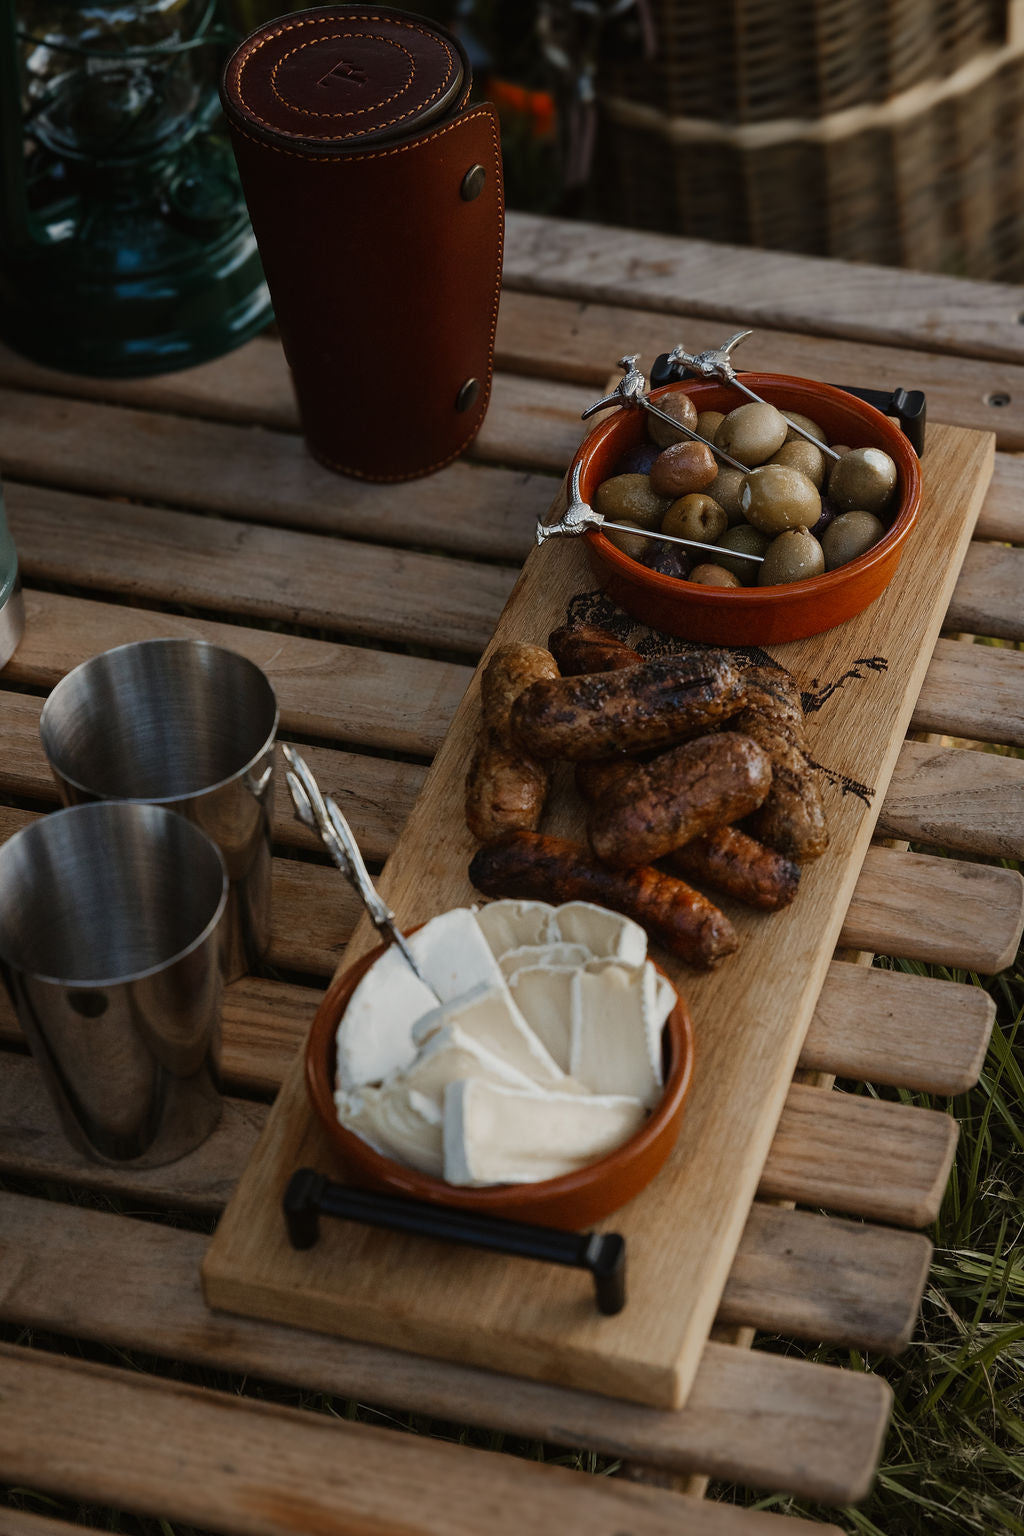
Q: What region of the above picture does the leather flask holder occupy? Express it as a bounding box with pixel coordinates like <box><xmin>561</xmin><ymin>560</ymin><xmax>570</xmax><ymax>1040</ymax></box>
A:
<box><xmin>221</xmin><ymin>6</ymin><xmax>504</xmax><ymax>481</ymax></box>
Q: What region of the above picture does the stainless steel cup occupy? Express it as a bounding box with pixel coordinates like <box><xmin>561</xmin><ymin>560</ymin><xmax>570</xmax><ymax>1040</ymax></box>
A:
<box><xmin>39</xmin><ymin>638</ymin><xmax>278</xmax><ymax>981</ymax></box>
<box><xmin>0</xmin><ymin>801</ymin><xmax>227</xmax><ymax>1166</ymax></box>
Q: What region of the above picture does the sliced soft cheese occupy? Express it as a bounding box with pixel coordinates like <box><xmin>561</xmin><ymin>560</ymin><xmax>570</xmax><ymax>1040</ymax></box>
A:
<box><xmin>408</xmin><ymin>906</ymin><xmax>508</xmax><ymax>1003</ymax></box>
<box><xmin>444</xmin><ymin>1079</ymin><xmax>646</xmax><ymax>1186</ymax></box>
<box><xmin>498</xmin><ymin>941</ymin><xmax>592</xmax><ymax>979</ymax></box>
<box><xmin>411</xmin><ymin>981</ymin><xmax>563</xmax><ymax>1086</ymax></box>
<box><xmin>473</xmin><ymin>899</ymin><xmax>557</xmax><ymax>957</ymax></box>
<box><xmin>396</xmin><ymin>1022</ymin><xmax>544</xmax><ymax>1113</ymax></box>
<box><xmin>570</xmin><ymin>964</ymin><xmax>662</xmax><ymax>1108</ymax></box>
<box><xmin>337</xmin><ymin>1085</ymin><xmax>444</xmax><ymax>1177</ymax></box>
<box><xmin>504</xmin><ymin>964</ymin><xmax>577</xmax><ymax>1072</ymax></box>
<box><xmin>336</xmin><ymin>948</ymin><xmax>438</xmax><ymax>1090</ymax></box>
<box><xmin>552</xmin><ymin>902</ymin><xmax>648</xmax><ymax>967</ymax></box>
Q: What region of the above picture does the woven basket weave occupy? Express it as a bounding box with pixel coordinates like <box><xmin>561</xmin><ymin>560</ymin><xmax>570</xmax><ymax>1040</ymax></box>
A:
<box><xmin>593</xmin><ymin>0</ymin><xmax>1024</xmax><ymax>279</ymax></box>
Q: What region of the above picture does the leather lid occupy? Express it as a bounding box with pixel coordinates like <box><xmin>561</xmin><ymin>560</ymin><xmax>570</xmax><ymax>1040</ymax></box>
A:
<box><xmin>222</xmin><ymin>5</ymin><xmax>467</xmax><ymax>150</ymax></box>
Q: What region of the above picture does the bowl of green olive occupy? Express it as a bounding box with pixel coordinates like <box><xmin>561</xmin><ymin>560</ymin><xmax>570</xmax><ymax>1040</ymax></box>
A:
<box><xmin>572</xmin><ymin>373</ymin><xmax>922</xmax><ymax>644</ymax></box>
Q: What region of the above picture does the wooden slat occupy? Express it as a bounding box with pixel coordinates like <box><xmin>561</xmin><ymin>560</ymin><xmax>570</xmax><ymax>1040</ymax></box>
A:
<box><xmin>503</xmin><ymin>209</ymin><xmax>1024</xmax><ymax>365</ymax></box>
<box><xmin>0</xmin><ymin>1042</ymin><xmax>958</xmax><ymax>1231</ymax></box>
<box><xmin>2</xmin><ymin>589</ymin><xmax>472</xmax><ymax>757</ymax></box>
<box><xmin>0</xmin><ymin>1516</ymin><xmax>103</xmax><ymax>1536</ymax></box>
<box><xmin>945</xmin><ymin>542</ymin><xmax>1024</xmax><ymax>640</ymax></box>
<box><xmin>879</xmin><ymin>739</ymin><xmax>1024</xmax><ymax>857</ymax></box>
<box><xmin>0</xmin><ymin>1193</ymin><xmax>891</xmax><ymax>1504</ymax></box>
<box><xmin>978</xmin><ymin>453</ymin><xmax>1024</xmax><ymax>543</ymax></box>
<box><xmin>912</xmin><ymin>636</ymin><xmax>1024</xmax><ymax>746</ymax></box>
<box><xmin>0</xmin><ymin>1343</ymin><xmax>844</xmax><ymax>1536</ymax></box>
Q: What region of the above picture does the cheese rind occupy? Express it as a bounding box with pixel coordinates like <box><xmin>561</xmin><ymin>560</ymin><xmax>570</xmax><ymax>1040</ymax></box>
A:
<box><xmin>444</xmin><ymin>1079</ymin><xmax>646</xmax><ymax>1186</ymax></box>
<box><xmin>504</xmin><ymin>964</ymin><xmax>577</xmax><ymax>1071</ymax></box>
<box><xmin>473</xmin><ymin>899</ymin><xmax>557</xmax><ymax>956</ymax></box>
<box><xmin>336</xmin><ymin>1085</ymin><xmax>444</xmax><ymax>1176</ymax></box>
<box><xmin>498</xmin><ymin>941</ymin><xmax>591</xmax><ymax>978</ymax></box>
<box><xmin>570</xmin><ymin>964</ymin><xmax>663</xmax><ymax>1108</ymax></box>
<box><xmin>397</xmin><ymin>1022</ymin><xmax>544</xmax><ymax>1111</ymax></box>
<box><xmin>409</xmin><ymin>907</ymin><xmax>508</xmax><ymax>1002</ymax></box>
<box><xmin>411</xmin><ymin>981</ymin><xmax>564</xmax><ymax>1085</ymax></box>
<box><xmin>552</xmin><ymin>902</ymin><xmax>648</xmax><ymax>967</ymax></box>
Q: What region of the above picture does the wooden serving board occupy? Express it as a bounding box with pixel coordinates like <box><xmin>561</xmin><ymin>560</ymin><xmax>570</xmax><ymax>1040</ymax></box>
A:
<box><xmin>202</xmin><ymin>421</ymin><xmax>993</xmax><ymax>1411</ymax></box>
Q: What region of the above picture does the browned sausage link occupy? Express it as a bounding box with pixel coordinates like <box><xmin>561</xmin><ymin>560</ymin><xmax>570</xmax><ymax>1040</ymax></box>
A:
<box><xmin>574</xmin><ymin>756</ymin><xmax>637</xmax><ymax>802</ymax></box>
<box><xmin>731</xmin><ymin>665</ymin><xmax>829</xmax><ymax>862</ymax></box>
<box><xmin>481</xmin><ymin>644</ymin><xmax>560</xmax><ymax>745</ymax></box>
<box><xmin>666</xmin><ymin>825</ymin><xmax>800</xmax><ymax>911</ymax></box>
<box><xmin>510</xmin><ymin>651</ymin><xmax>746</xmax><ymax>762</ymax></box>
<box><xmin>469</xmin><ymin>830</ymin><xmax>738</xmax><ymax>970</ymax></box>
<box><xmin>465</xmin><ymin>729</ymin><xmax>552</xmax><ymax>843</ymax></box>
<box><xmin>587</xmin><ymin>732</ymin><xmax>773</xmax><ymax>870</ymax></box>
<box><xmin>547</xmin><ymin>624</ymin><xmax>643</xmax><ymax>677</ymax></box>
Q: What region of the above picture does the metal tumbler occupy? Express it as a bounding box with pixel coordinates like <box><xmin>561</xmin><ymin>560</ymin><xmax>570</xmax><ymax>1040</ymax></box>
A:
<box><xmin>0</xmin><ymin>801</ymin><xmax>227</xmax><ymax>1166</ymax></box>
<box><xmin>39</xmin><ymin>638</ymin><xmax>278</xmax><ymax>981</ymax></box>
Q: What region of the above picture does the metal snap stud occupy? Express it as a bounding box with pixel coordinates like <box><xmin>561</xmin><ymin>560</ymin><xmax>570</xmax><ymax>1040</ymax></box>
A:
<box><xmin>460</xmin><ymin>165</ymin><xmax>486</xmax><ymax>201</ymax></box>
<box><xmin>455</xmin><ymin>378</ymin><xmax>480</xmax><ymax>412</ymax></box>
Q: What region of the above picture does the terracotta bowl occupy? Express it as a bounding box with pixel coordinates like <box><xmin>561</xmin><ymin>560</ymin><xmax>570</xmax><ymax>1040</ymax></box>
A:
<box><xmin>305</xmin><ymin>933</ymin><xmax>695</xmax><ymax>1230</ymax></box>
<box><xmin>574</xmin><ymin>372</ymin><xmax>923</xmax><ymax>645</ymax></box>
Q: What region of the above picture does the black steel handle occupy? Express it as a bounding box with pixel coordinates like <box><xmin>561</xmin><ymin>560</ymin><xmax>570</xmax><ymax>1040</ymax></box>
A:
<box><xmin>283</xmin><ymin>1168</ymin><xmax>627</xmax><ymax>1315</ymax></box>
<box><xmin>649</xmin><ymin>353</ymin><xmax>926</xmax><ymax>457</ymax></box>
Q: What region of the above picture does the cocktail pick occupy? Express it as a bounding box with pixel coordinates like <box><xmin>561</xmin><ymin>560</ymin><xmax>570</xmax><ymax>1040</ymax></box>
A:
<box><xmin>581</xmin><ymin>354</ymin><xmax>750</xmax><ymax>474</ymax></box>
<box><xmin>536</xmin><ymin>462</ymin><xmax>763</xmax><ymax>567</ymax></box>
<box><xmin>282</xmin><ymin>743</ymin><xmax>440</xmax><ymax>998</ymax></box>
<box><xmin>665</xmin><ymin>331</ymin><xmax>840</xmax><ymax>461</ymax></box>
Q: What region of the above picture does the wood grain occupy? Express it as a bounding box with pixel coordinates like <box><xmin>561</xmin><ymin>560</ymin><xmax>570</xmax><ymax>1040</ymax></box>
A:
<box><xmin>0</xmin><ymin>1192</ymin><xmax>891</xmax><ymax>1503</ymax></box>
<box><xmin>877</xmin><ymin>739</ymin><xmax>1024</xmax><ymax>857</ymax></box>
<box><xmin>912</xmin><ymin>636</ymin><xmax>1024</xmax><ymax>746</ymax></box>
<box><xmin>0</xmin><ymin>1343</ymin><xmax>845</xmax><ymax>1536</ymax></box>
<box><xmin>945</xmin><ymin>543</ymin><xmax>1024</xmax><ymax>640</ymax></box>
<box><xmin>200</xmin><ymin>423</ymin><xmax>993</xmax><ymax>1410</ymax></box>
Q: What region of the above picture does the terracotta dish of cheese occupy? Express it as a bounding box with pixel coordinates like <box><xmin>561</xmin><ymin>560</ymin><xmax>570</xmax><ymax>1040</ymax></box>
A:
<box><xmin>305</xmin><ymin>903</ymin><xmax>695</xmax><ymax>1228</ymax></box>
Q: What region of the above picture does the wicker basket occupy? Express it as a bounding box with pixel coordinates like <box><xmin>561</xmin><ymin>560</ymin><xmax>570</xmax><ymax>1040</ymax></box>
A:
<box><xmin>592</xmin><ymin>0</ymin><xmax>1024</xmax><ymax>279</ymax></box>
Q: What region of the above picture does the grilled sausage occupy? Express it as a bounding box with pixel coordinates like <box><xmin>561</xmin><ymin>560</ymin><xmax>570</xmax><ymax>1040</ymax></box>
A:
<box><xmin>469</xmin><ymin>830</ymin><xmax>738</xmax><ymax>969</ymax></box>
<box><xmin>666</xmin><ymin>825</ymin><xmax>800</xmax><ymax>911</ymax></box>
<box><xmin>587</xmin><ymin>732</ymin><xmax>773</xmax><ymax>870</ymax></box>
<box><xmin>730</xmin><ymin>665</ymin><xmax>829</xmax><ymax>862</ymax></box>
<box><xmin>548</xmin><ymin>624</ymin><xmax>643</xmax><ymax>676</ymax></box>
<box><xmin>464</xmin><ymin>644</ymin><xmax>559</xmax><ymax>841</ymax></box>
<box><xmin>510</xmin><ymin>651</ymin><xmax>746</xmax><ymax>762</ymax></box>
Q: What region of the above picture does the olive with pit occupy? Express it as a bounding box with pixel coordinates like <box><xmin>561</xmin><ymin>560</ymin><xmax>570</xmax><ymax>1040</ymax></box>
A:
<box><xmin>783</xmin><ymin>410</ymin><xmax>825</xmax><ymax>445</ymax></box>
<box><xmin>740</xmin><ymin>464</ymin><xmax>822</xmax><ymax>534</ymax></box>
<box><xmin>649</xmin><ymin>440</ymin><xmax>718</xmax><ymax>498</ymax></box>
<box><xmin>713</xmin><ymin>522</ymin><xmax>771</xmax><ymax>584</ymax></box>
<box><xmin>716</xmin><ymin>401</ymin><xmax>788</xmax><ymax>465</ymax></box>
<box><xmin>695</xmin><ymin>409</ymin><xmax>726</xmax><ymax>440</ymax></box>
<box><xmin>594</xmin><ymin>474</ymin><xmax>670</xmax><ymax>530</ymax></box>
<box><xmin>758</xmin><ymin>528</ymin><xmax>826</xmax><ymax>585</ymax></box>
<box><xmin>689</xmin><ymin>563</ymin><xmax>742</xmax><ymax>587</ymax></box>
<box><xmin>820</xmin><ymin>510</ymin><xmax>886</xmax><ymax>570</ymax></box>
<box><xmin>604</xmin><ymin>520</ymin><xmax>650</xmax><ymax>561</ymax></box>
<box><xmin>705</xmin><ymin>465</ymin><xmax>747</xmax><ymax>524</ymax></box>
<box><xmin>828</xmin><ymin>447</ymin><xmax>897</xmax><ymax>515</ymax></box>
<box><xmin>769</xmin><ymin>437</ymin><xmax>825</xmax><ymax>488</ymax></box>
<box><xmin>661</xmin><ymin>493</ymin><xmax>728</xmax><ymax>544</ymax></box>
<box><xmin>647</xmin><ymin>390</ymin><xmax>698</xmax><ymax>448</ymax></box>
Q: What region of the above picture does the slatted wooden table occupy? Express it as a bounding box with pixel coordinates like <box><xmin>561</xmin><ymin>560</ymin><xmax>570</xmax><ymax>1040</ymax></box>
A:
<box><xmin>1</xmin><ymin>211</ymin><xmax>1023</xmax><ymax>1536</ymax></box>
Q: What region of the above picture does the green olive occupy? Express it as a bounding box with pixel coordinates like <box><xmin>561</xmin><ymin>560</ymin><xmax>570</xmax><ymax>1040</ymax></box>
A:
<box><xmin>783</xmin><ymin>410</ymin><xmax>825</xmax><ymax>444</ymax></box>
<box><xmin>594</xmin><ymin>474</ymin><xmax>670</xmax><ymax>530</ymax></box>
<box><xmin>661</xmin><ymin>493</ymin><xmax>728</xmax><ymax>544</ymax></box>
<box><xmin>705</xmin><ymin>465</ymin><xmax>747</xmax><ymax>525</ymax></box>
<box><xmin>740</xmin><ymin>465</ymin><xmax>821</xmax><ymax>534</ymax></box>
<box><xmin>713</xmin><ymin>522</ymin><xmax>772</xmax><ymax>584</ymax></box>
<box><xmin>647</xmin><ymin>390</ymin><xmax>698</xmax><ymax>449</ymax></box>
<box><xmin>695</xmin><ymin>409</ymin><xmax>726</xmax><ymax>441</ymax></box>
<box><xmin>604</xmin><ymin>520</ymin><xmax>650</xmax><ymax>561</ymax></box>
<box><xmin>828</xmin><ymin>447</ymin><xmax>898</xmax><ymax>515</ymax></box>
<box><xmin>715</xmin><ymin>402</ymin><xmax>788</xmax><ymax>466</ymax></box>
<box><xmin>688</xmin><ymin>563</ymin><xmax>741</xmax><ymax>587</ymax></box>
<box><xmin>820</xmin><ymin>510</ymin><xmax>886</xmax><ymax>570</ymax></box>
<box><xmin>649</xmin><ymin>440</ymin><xmax>718</xmax><ymax>498</ymax></box>
<box><xmin>758</xmin><ymin>528</ymin><xmax>826</xmax><ymax>585</ymax></box>
<box><xmin>769</xmin><ymin>437</ymin><xmax>825</xmax><ymax>488</ymax></box>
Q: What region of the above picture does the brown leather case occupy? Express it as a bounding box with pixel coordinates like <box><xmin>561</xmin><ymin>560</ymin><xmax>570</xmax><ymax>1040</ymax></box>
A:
<box><xmin>221</xmin><ymin>7</ymin><xmax>504</xmax><ymax>481</ymax></box>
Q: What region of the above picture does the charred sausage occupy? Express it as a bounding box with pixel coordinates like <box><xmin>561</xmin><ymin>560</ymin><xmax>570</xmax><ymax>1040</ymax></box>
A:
<box><xmin>510</xmin><ymin>651</ymin><xmax>746</xmax><ymax>761</ymax></box>
<box><xmin>464</xmin><ymin>644</ymin><xmax>559</xmax><ymax>841</ymax></box>
<box><xmin>731</xmin><ymin>665</ymin><xmax>829</xmax><ymax>862</ymax></box>
<box><xmin>666</xmin><ymin>825</ymin><xmax>800</xmax><ymax>911</ymax></box>
<box><xmin>547</xmin><ymin>624</ymin><xmax>643</xmax><ymax>676</ymax></box>
<box><xmin>469</xmin><ymin>830</ymin><xmax>738</xmax><ymax>969</ymax></box>
<box><xmin>586</xmin><ymin>732</ymin><xmax>773</xmax><ymax>869</ymax></box>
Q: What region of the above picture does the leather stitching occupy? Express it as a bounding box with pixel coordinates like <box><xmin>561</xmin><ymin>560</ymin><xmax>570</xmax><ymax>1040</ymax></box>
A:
<box><xmin>232</xmin><ymin>12</ymin><xmax>454</xmax><ymax>139</ymax></box>
<box><xmin>230</xmin><ymin>105</ymin><xmax>505</xmax><ymax>480</ymax></box>
<box><xmin>270</xmin><ymin>35</ymin><xmax>420</xmax><ymax>122</ymax></box>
